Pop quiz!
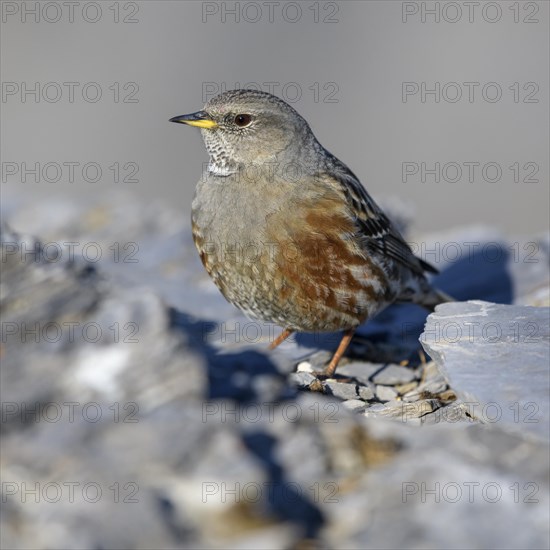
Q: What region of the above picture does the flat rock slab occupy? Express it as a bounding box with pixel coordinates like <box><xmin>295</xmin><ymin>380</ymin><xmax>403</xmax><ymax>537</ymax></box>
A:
<box><xmin>421</xmin><ymin>300</ymin><xmax>550</xmax><ymax>441</ymax></box>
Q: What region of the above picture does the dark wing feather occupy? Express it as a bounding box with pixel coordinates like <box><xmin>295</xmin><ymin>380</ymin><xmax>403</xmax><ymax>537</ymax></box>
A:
<box><xmin>320</xmin><ymin>160</ymin><xmax>438</xmax><ymax>276</ymax></box>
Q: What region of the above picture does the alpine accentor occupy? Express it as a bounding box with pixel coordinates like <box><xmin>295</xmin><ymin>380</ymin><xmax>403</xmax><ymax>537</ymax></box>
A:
<box><xmin>170</xmin><ymin>90</ymin><xmax>451</xmax><ymax>376</ymax></box>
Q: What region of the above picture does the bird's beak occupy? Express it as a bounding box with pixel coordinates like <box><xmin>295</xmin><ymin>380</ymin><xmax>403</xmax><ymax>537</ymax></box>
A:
<box><xmin>169</xmin><ymin>111</ymin><xmax>218</xmax><ymax>129</ymax></box>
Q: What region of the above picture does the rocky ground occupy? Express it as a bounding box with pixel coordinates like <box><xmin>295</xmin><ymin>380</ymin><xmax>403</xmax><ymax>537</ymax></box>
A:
<box><xmin>1</xmin><ymin>188</ymin><xmax>549</xmax><ymax>549</ymax></box>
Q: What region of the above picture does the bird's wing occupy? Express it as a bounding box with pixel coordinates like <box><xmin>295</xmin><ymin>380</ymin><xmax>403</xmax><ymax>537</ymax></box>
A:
<box><xmin>318</xmin><ymin>164</ymin><xmax>438</xmax><ymax>277</ymax></box>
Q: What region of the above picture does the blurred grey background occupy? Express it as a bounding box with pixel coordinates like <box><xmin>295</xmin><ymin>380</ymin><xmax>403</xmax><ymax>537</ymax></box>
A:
<box><xmin>1</xmin><ymin>0</ymin><xmax>549</xmax><ymax>234</ymax></box>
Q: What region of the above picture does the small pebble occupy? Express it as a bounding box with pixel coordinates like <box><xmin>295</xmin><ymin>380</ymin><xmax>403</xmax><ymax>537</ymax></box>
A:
<box><xmin>396</xmin><ymin>381</ymin><xmax>418</xmax><ymax>395</ymax></box>
<box><xmin>343</xmin><ymin>399</ymin><xmax>368</xmax><ymax>412</ymax></box>
<box><xmin>289</xmin><ymin>372</ymin><xmax>316</xmax><ymax>388</ymax></box>
<box><xmin>325</xmin><ymin>381</ymin><xmax>359</xmax><ymax>401</ymax></box>
<box><xmin>372</xmin><ymin>364</ymin><xmax>416</xmax><ymax>385</ymax></box>
<box><xmin>358</xmin><ymin>385</ymin><xmax>375</xmax><ymax>401</ymax></box>
<box><xmin>297</xmin><ymin>361</ymin><xmax>314</xmax><ymax>373</ymax></box>
<box><xmin>376</xmin><ymin>386</ymin><xmax>398</xmax><ymax>402</ymax></box>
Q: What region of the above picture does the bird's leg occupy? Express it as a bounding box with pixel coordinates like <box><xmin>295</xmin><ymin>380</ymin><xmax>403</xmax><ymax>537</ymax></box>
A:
<box><xmin>268</xmin><ymin>328</ymin><xmax>293</xmax><ymax>350</ymax></box>
<box><xmin>322</xmin><ymin>328</ymin><xmax>356</xmax><ymax>378</ymax></box>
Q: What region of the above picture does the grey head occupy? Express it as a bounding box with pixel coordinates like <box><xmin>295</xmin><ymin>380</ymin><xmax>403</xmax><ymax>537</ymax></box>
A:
<box><xmin>170</xmin><ymin>90</ymin><xmax>323</xmax><ymax>176</ymax></box>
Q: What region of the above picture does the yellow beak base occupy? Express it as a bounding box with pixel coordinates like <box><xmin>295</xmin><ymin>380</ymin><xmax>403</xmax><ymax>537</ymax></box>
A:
<box><xmin>182</xmin><ymin>119</ymin><xmax>218</xmax><ymax>129</ymax></box>
<box><xmin>169</xmin><ymin>111</ymin><xmax>218</xmax><ymax>129</ymax></box>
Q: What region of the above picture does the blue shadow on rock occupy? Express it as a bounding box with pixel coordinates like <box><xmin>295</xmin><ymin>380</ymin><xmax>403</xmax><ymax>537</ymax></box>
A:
<box><xmin>242</xmin><ymin>432</ymin><xmax>325</xmax><ymax>539</ymax></box>
<box><xmin>169</xmin><ymin>308</ymin><xmax>293</xmax><ymax>402</ymax></box>
<box><xmin>295</xmin><ymin>244</ymin><xmax>514</xmax><ymax>363</ymax></box>
<box><xmin>168</xmin><ymin>311</ymin><xmax>325</xmax><ymax>537</ymax></box>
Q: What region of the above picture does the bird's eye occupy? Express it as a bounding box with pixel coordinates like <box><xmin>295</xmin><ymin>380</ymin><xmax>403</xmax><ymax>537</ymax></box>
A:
<box><xmin>234</xmin><ymin>114</ymin><xmax>252</xmax><ymax>127</ymax></box>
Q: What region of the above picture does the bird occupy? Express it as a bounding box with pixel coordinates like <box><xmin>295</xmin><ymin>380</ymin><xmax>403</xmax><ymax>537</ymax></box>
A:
<box><xmin>170</xmin><ymin>90</ymin><xmax>451</xmax><ymax>377</ymax></box>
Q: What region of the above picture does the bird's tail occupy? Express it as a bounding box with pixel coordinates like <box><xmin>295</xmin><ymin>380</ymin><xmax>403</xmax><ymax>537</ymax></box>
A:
<box><xmin>418</xmin><ymin>287</ymin><xmax>455</xmax><ymax>312</ymax></box>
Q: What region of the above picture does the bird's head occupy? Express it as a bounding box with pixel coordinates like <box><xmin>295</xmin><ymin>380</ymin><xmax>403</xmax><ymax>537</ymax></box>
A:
<box><xmin>170</xmin><ymin>89</ymin><xmax>316</xmax><ymax>174</ymax></box>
